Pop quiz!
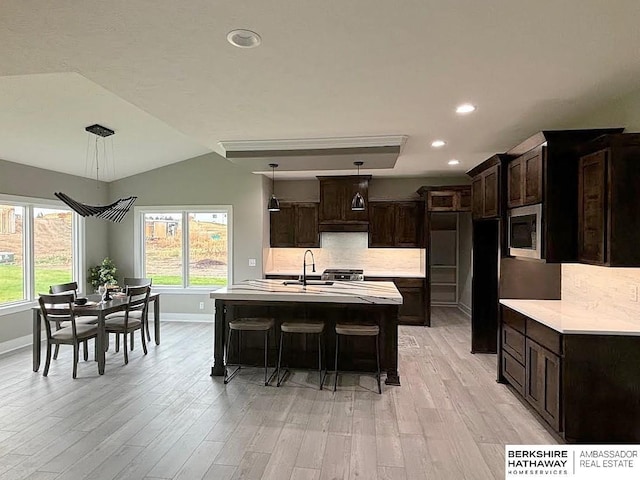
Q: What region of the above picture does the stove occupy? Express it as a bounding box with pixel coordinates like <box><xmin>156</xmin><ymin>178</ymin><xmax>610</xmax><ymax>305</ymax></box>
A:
<box><xmin>321</xmin><ymin>269</ymin><xmax>365</xmax><ymax>281</ymax></box>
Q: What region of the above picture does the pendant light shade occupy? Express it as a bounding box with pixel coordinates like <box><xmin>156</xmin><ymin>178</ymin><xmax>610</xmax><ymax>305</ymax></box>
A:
<box><xmin>351</xmin><ymin>161</ymin><xmax>366</xmax><ymax>211</ymax></box>
<box><xmin>267</xmin><ymin>163</ymin><xmax>280</xmax><ymax>212</ymax></box>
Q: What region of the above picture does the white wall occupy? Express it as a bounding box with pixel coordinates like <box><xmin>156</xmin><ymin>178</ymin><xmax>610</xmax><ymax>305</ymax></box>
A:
<box><xmin>107</xmin><ymin>152</ymin><xmax>267</xmax><ymax>316</ymax></box>
<box><xmin>0</xmin><ymin>158</ymin><xmax>110</xmax><ymax>344</ymax></box>
<box><xmin>458</xmin><ymin>212</ymin><xmax>472</xmax><ymax>315</ymax></box>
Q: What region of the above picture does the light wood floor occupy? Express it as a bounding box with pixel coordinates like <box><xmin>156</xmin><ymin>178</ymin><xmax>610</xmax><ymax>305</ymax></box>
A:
<box><xmin>0</xmin><ymin>308</ymin><xmax>556</xmax><ymax>480</ymax></box>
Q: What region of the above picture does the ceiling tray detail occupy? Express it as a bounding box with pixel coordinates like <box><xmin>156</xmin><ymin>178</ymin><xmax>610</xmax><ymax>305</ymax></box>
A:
<box><xmin>219</xmin><ymin>135</ymin><xmax>408</xmax><ymax>173</ymax></box>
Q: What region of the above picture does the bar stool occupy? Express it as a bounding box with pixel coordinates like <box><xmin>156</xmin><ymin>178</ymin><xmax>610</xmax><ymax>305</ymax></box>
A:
<box><xmin>224</xmin><ymin>317</ymin><xmax>277</xmax><ymax>386</ymax></box>
<box><xmin>276</xmin><ymin>321</ymin><xmax>327</xmax><ymax>389</ymax></box>
<box><xmin>334</xmin><ymin>324</ymin><xmax>381</xmax><ymax>394</ymax></box>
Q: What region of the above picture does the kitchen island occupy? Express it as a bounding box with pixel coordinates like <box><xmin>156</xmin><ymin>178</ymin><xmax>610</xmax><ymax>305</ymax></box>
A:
<box><xmin>210</xmin><ymin>279</ymin><xmax>403</xmax><ymax>385</ymax></box>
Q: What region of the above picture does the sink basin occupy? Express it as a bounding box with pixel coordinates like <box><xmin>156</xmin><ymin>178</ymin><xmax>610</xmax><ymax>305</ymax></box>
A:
<box><xmin>282</xmin><ymin>280</ymin><xmax>334</xmax><ymax>286</ymax></box>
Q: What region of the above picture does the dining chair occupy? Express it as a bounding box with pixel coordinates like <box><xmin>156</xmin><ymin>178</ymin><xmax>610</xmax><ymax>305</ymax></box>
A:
<box><xmin>105</xmin><ymin>285</ymin><xmax>150</xmax><ymax>364</ymax></box>
<box><xmin>49</xmin><ymin>282</ymin><xmax>97</xmax><ymax>361</ymax></box>
<box><xmin>113</xmin><ymin>278</ymin><xmax>153</xmax><ymax>352</ymax></box>
<box><xmin>38</xmin><ymin>293</ymin><xmax>99</xmax><ymax>378</ymax></box>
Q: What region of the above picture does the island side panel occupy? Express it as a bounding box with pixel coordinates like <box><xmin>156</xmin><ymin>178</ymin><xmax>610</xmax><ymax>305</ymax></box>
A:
<box><xmin>384</xmin><ymin>305</ymin><xmax>400</xmax><ymax>385</ymax></box>
<box><xmin>211</xmin><ymin>298</ymin><xmax>226</xmax><ymax>376</ymax></box>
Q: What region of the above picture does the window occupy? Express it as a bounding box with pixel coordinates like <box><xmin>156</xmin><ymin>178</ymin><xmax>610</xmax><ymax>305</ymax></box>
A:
<box><xmin>135</xmin><ymin>207</ymin><xmax>231</xmax><ymax>289</ymax></box>
<box><xmin>0</xmin><ymin>196</ymin><xmax>83</xmax><ymax>309</ymax></box>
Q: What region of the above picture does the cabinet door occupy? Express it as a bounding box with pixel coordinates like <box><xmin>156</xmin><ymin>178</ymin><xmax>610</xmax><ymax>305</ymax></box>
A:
<box><xmin>295</xmin><ymin>203</ymin><xmax>319</xmax><ymax>247</ymax></box>
<box><xmin>483</xmin><ymin>165</ymin><xmax>499</xmax><ymax>218</ymax></box>
<box><xmin>471</xmin><ymin>175</ymin><xmax>483</xmax><ymax>219</ymax></box>
<box><xmin>270</xmin><ymin>205</ymin><xmax>295</xmax><ymax>247</ymax></box>
<box><xmin>578</xmin><ymin>151</ymin><xmax>607</xmax><ymax>264</ymax></box>
<box><xmin>523</xmin><ymin>147</ymin><xmax>543</xmax><ymax>205</ymax></box>
<box><xmin>397</xmin><ymin>286</ymin><xmax>425</xmax><ymax>325</ymax></box>
<box><xmin>368</xmin><ymin>203</ymin><xmax>396</xmax><ymax>247</ymax></box>
<box><xmin>319</xmin><ymin>179</ymin><xmax>345</xmax><ymax>223</ymax></box>
<box><xmin>507</xmin><ymin>157</ymin><xmax>524</xmax><ymax>208</ymax></box>
<box><xmin>395</xmin><ymin>202</ymin><xmax>422</xmax><ymax>247</ymax></box>
<box><xmin>343</xmin><ymin>179</ymin><xmax>369</xmax><ymax>222</ymax></box>
<box><xmin>525</xmin><ymin>339</ymin><xmax>561</xmax><ymax>431</ymax></box>
<box><xmin>459</xmin><ymin>187</ymin><xmax>472</xmax><ymax>211</ymax></box>
<box><xmin>427</xmin><ymin>191</ymin><xmax>457</xmax><ymax>211</ymax></box>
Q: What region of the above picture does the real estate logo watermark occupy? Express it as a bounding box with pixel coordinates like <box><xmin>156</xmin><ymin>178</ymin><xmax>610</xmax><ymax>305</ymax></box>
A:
<box><xmin>505</xmin><ymin>445</ymin><xmax>640</xmax><ymax>479</ymax></box>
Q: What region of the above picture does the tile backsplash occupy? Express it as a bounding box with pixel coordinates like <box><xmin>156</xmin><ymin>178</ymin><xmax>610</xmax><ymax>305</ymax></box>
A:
<box><xmin>562</xmin><ymin>263</ymin><xmax>640</xmax><ymax>327</ymax></box>
<box><xmin>266</xmin><ymin>232</ymin><xmax>425</xmax><ymax>276</ymax></box>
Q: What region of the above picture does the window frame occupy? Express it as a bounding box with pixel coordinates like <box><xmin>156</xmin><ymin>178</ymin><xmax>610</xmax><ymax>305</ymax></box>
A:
<box><xmin>134</xmin><ymin>205</ymin><xmax>233</xmax><ymax>292</ymax></box>
<box><xmin>0</xmin><ymin>194</ymin><xmax>85</xmax><ymax>314</ymax></box>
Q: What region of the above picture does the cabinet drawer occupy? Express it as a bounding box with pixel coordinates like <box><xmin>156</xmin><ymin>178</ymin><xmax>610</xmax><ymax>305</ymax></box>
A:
<box><xmin>502</xmin><ymin>350</ymin><xmax>525</xmax><ymax>395</ymax></box>
<box><xmin>527</xmin><ymin>319</ymin><xmax>562</xmax><ymax>355</ymax></box>
<box><xmin>501</xmin><ymin>306</ymin><xmax>526</xmax><ymax>334</ymax></box>
<box><xmin>502</xmin><ymin>325</ymin><xmax>525</xmax><ymax>364</ymax></box>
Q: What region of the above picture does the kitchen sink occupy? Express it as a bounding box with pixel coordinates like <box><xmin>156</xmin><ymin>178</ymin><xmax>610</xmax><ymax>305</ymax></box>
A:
<box><xmin>282</xmin><ymin>280</ymin><xmax>334</xmax><ymax>286</ymax></box>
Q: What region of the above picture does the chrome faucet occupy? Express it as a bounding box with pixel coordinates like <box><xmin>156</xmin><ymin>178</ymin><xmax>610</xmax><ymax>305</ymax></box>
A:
<box><xmin>302</xmin><ymin>249</ymin><xmax>316</xmax><ymax>286</ymax></box>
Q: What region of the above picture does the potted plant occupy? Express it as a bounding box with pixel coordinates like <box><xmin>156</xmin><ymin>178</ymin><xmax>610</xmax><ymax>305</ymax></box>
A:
<box><xmin>88</xmin><ymin>257</ymin><xmax>118</xmax><ymax>291</ymax></box>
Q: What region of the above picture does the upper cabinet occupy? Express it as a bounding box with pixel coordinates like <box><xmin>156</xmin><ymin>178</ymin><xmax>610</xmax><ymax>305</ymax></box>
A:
<box><xmin>506</xmin><ymin>129</ymin><xmax>623</xmax><ymax>263</ymax></box>
<box><xmin>417</xmin><ymin>185</ymin><xmax>471</xmax><ymax>212</ymax></box>
<box><xmin>270</xmin><ymin>203</ymin><xmax>319</xmax><ymax>248</ymax></box>
<box><xmin>318</xmin><ymin>176</ymin><xmax>371</xmax><ymax>232</ymax></box>
<box><xmin>507</xmin><ymin>146</ymin><xmax>543</xmax><ymax>208</ymax></box>
<box><xmin>467</xmin><ymin>155</ymin><xmax>508</xmax><ymax>220</ymax></box>
<box><xmin>368</xmin><ymin>201</ymin><xmax>423</xmax><ymax>248</ymax></box>
<box><xmin>578</xmin><ymin>134</ymin><xmax>640</xmax><ymax>266</ymax></box>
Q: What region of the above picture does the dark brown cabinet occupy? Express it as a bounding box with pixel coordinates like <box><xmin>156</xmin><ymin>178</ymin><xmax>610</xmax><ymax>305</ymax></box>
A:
<box><xmin>368</xmin><ymin>201</ymin><xmax>422</xmax><ymax>248</ymax></box>
<box><xmin>468</xmin><ymin>157</ymin><xmax>505</xmax><ymax>220</ymax></box>
<box><xmin>525</xmin><ymin>338</ymin><xmax>561</xmax><ymax>431</ymax></box>
<box><xmin>365</xmin><ymin>276</ymin><xmax>425</xmax><ymax>325</ymax></box>
<box><xmin>499</xmin><ymin>304</ymin><xmax>640</xmax><ymax>442</ymax></box>
<box><xmin>578</xmin><ymin>151</ymin><xmax>606</xmax><ymax>264</ymax></box>
<box><xmin>418</xmin><ymin>185</ymin><xmax>472</xmax><ymax>212</ymax></box>
<box><xmin>508</xmin><ymin>147</ymin><xmax>543</xmax><ymax>208</ymax></box>
<box><xmin>578</xmin><ymin>134</ymin><xmax>640</xmax><ymax>266</ymax></box>
<box><xmin>318</xmin><ymin>176</ymin><xmax>370</xmax><ymax>231</ymax></box>
<box><xmin>270</xmin><ymin>203</ymin><xmax>319</xmax><ymax>248</ymax></box>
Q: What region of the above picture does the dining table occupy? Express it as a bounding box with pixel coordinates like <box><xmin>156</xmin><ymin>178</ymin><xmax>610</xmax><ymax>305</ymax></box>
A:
<box><xmin>31</xmin><ymin>292</ymin><xmax>160</xmax><ymax>374</ymax></box>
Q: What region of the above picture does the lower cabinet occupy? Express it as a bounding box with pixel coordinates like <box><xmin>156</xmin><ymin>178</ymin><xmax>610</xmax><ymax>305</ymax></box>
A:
<box><xmin>366</xmin><ymin>277</ymin><xmax>426</xmax><ymax>325</ymax></box>
<box><xmin>500</xmin><ymin>304</ymin><xmax>640</xmax><ymax>442</ymax></box>
<box><xmin>524</xmin><ymin>338</ymin><xmax>561</xmax><ymax>432</ymax></box>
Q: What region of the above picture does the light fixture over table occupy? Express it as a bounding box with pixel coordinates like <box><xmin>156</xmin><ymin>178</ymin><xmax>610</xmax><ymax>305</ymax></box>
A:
<box><xmin>54</xmin><ymin>124</ymin><xmax>137</xmax><ymax>222</ymax></box>
<box><xmin>267</xmin><ymin>163</ymin><xmax>280</xmax><ymax>212</ymax></box>
<box><xmin>351</xmin><ymin>161</ymin><xmax>366</xmax><ymax>211</ymax></box>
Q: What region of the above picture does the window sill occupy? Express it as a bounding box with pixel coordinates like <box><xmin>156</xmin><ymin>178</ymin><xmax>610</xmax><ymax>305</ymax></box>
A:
<box><xmin>0</xmin><ymin>301</ymin><xmax>38</xmax><ymax>316</ymax></box>
<box><xmin>150</xmin><ymin>286</ymin><xmax>227</xmax><ymax>295</ymax></box>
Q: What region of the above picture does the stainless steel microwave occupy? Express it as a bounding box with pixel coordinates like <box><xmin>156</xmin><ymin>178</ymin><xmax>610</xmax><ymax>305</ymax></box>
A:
<box><xmin>508</xmin><ymin>203</ymin><xmax>542</xmax><ymax>259</ymax></box>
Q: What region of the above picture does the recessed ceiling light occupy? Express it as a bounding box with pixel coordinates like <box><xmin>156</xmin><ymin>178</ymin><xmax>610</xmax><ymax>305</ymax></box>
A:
<box><xmin>227</xmin><ymin>29</ymin><xmax>262</xmax><ymax>48</ymax></box>
<box><xmin>448</xmin><ymin>159</ymin><xmax>460</xmax><ymax>166</ymax></box>
<box><xmin>431</xmin><ymin>140</ymin><xmax>446</xmax><ymax>148</ymax></box>
<box><xmin>456</xmin><ymin>103</ymin><xmax>477</xmax><ymax>114</ymax></box>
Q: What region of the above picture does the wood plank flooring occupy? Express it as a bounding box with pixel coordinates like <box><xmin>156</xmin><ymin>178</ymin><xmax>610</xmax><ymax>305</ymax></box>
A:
<box><xmin>0</xmin><ymin>308</ymin><xmax>556</xmax><ymax>480</ymax></box>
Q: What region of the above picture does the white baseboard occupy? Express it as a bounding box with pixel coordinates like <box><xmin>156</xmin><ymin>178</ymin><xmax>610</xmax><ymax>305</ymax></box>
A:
<box><xmin>0</xmin><ymin>333</ymin><xmax>40</xmax><ymax>356</ymax></box>
<box><xmin>150</xmin><ymin>313</ymin><xmax>212</xmax><ymax>323</ymax></box>
<box><xmin>458</xmin><ymin>302</ymin><xmax>472</xmax><ymax>317</ymax></box>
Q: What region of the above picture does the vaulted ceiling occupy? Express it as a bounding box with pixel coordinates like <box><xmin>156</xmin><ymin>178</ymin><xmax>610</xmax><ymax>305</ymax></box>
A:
<box><xmin>1</xmin><ymin>1</ymin><xmax>639</xmax><ymax>180</ymax></box>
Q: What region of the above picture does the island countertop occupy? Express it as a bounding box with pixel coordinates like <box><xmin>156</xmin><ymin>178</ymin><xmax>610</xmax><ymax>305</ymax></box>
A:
<box><xmin>210</xmin><ymin>279</ymin><xmax>402</xmax><ymax>304</ymax></box>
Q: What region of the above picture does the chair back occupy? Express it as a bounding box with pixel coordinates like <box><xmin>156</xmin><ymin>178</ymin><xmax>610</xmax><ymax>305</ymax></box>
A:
<box><xmin>123</xmin><ymin>277</ymin><xmax>152</xmax><ymax>287</ymax></box>
<box><xmin>124</xmin><ymin>285</ymin><xmax>151</xmax><ymax>326</ymax></box>
<box><xmin>38</xmin><ymin>293</ymin><xmax>77</xmax><ymax>340</ymax></box>
<box><xmin>49</xmin><ymin>281</ymin><xmax>78</xmax><ymax>298</ymax></box>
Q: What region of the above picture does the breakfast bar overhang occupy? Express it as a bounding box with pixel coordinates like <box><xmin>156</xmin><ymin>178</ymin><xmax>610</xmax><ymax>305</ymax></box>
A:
<box><xmin>210</xmin><ymin>279</ymin><xmax>403</xmax><ymax>385</ymax></box>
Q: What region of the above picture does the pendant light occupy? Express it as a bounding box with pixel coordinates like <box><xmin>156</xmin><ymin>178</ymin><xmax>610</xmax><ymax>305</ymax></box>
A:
<box><xmin>267</xmin><ymin>163</ymin><xmax>280</xmax><ymax>212</ymax></box>
<box><xmin>351</xmin><ymin>161</ymin><xmax>365</xmax><ymax>211</ymax></box>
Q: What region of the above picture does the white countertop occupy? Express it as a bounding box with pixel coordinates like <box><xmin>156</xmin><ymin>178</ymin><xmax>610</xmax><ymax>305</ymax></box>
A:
<box><xmin>211</xmin><ymin>279</ymin><xmax>403</xmax><ymax>305</ymax></box>
<box><xmin>500</xmin><ymin>299</ymin><xmax>640</xmax><ymax>336</ymax></box>
<box><xmin>264</xmin><ymin>270</ymin><xmax>425</xmax><ymax>279</ymax></box>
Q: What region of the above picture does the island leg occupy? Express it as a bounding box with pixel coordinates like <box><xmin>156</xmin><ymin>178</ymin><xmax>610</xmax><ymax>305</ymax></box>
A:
<box><xmin>211</xmin><ymin>299</ymin><xmax>226</xmax><ymax>376</ymax></box>
<box><xmin>384</xmin><ymin>305</ymin><xmax>401</xmax><ymax>385</ymax></box>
